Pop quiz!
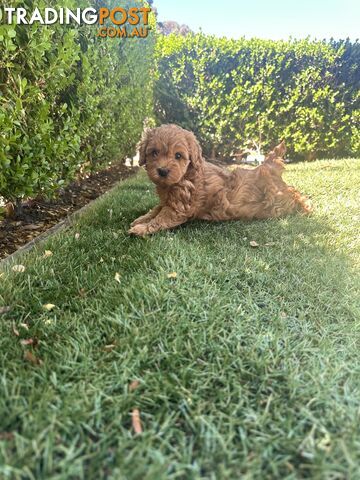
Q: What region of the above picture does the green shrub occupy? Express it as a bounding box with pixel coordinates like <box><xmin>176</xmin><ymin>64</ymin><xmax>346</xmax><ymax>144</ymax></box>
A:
<box><xmin>155</xmin><ymin>34</ymin><xmax>360</xmax><ymax>160</ymax></box>
<box><xmin>0</xmin><ymin>0</ymin><xmax>155</xmax><ymax>205</ymax></box>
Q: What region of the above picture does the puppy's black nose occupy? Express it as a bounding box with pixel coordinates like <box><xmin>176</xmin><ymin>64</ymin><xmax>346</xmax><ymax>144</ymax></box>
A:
<box><xmin>157</xmin><ymin>168</ymin><xmax>169</xmax><ymax>178</ymax></box>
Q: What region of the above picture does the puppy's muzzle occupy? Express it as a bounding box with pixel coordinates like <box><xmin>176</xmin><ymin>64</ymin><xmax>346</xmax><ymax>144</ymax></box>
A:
<box><xmin>157</xmin><ymin>167</ymin><xmax>169</xmax><ymax>178</ymax></box>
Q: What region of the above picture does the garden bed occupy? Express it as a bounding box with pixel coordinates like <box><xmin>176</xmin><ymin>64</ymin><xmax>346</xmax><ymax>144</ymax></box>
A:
<box><xmin>0</xmin><ymin>162</ymin><xmax>137</xmax><ymax>260</ymax></box>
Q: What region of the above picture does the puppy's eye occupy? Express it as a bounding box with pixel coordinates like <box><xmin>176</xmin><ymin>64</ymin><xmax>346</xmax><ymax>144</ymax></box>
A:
<box><xmin>175</xmin><ymin>152</ymin><xmax>182</xmax><ymax>160</ymax></box>
<box><xmin>151</xmin><ymin>150</ymin><xmax>158</xmax><ymax>158</ymax></box>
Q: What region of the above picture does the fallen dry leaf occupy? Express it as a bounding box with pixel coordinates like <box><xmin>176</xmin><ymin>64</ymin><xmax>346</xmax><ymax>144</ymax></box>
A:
<box><xmin>24</xmin><ymin>350</ymin><xmax>42</xmax><ymax>366</ymax></box>
<box><xmin>13</xmin><ymin>324</ymin><xmax>20</xmax><ymax>337</ymax></box>
<box><xmin>129</xmin><ymin>380</ymin><xmax>140</xmax><ymax>392</ymax></box>
<box><xmin>264</xmin><ymin>242</ymin><xmax>276</xmax><ymax>246</ymax></box>
<box><xmin>12</xmin><ymin>264</ymin><xmax>26</xmax><ymax>273</ymax></box>
<box><xmin>167</xmin><ymin>272</ymin><xmax>177</xmax><ymax>279</ymax></box>
<box><xmin>114</xmin><ymin>272</ymin><xmax>121</xmax><ymax>284</ymax></box>
<box><xmin>104</xmin><ymin>344</ymin><xmax>116</xmax><ymax>351</ymax></box>
<box><xmin>0</xmin><ymin>306</ymin><xmax>11</xmax><ymax>315</ymax></box>
<box><xmin>75</xmin><ymin>232</ymin><xmax>80</xmax><ymax>240</ymax></box>
<box><xmin>43</xmin><ymin>303</ymin><xmax>56</xmax><ymax>311</ymax></box>
<box><xmin>24</xmin><ymin>224</ymin><xmax>43</xmax><ymax>231</ymax></box>
<box><xmin>131</xmin><ymin>408</ymin><xmax>142</xmax><ymax>434</ymax></box>
<box><xmin>249</xmin><ymin>241</ymin><xmax>259</xmax><ymax>247</ymax></box>
<box><xmin>43</xmin><ymin>250</ymin><xmax>53</xmax><ymax>258</ymax></box>
<box><xmin>20</xmin><ymin>323</ymin><xmax>29</xmax><ymax>330</ymax></box>
<box><xmin>20</xmin><ymin>338</ymin><xmax>35</xmax><ymax>346</ymax></box>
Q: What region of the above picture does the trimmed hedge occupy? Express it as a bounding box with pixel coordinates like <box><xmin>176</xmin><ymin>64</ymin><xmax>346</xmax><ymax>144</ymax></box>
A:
<box><xmin>1</xmin><ymin>11</ymin><xmax>359</xmax><ymax>206</ymax></box>
<box><xmin>155</xmin><ymin>34</ymin><xmax>360</xmax><ymax>160</ymax></box>
<box><xmin>0</xmin><ymin>0</ymin><xmax>154</xmax><ymax>205</ymax></box>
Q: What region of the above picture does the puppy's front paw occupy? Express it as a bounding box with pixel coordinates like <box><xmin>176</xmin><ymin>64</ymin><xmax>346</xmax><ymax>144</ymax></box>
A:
<box><xmin>130</xmin><ymin>217</ymin><xmax>143</xmax><ymax>228</ymax></box>
<box><xmin>128</xmin><ymin>223</ymin><xmax>149</xmax><ymax>237</ymax></box>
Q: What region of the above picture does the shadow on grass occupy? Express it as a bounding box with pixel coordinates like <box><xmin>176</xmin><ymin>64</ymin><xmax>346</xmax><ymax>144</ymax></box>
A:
<box><xmin>1</xmin><ymin>171</ymin><xmax>358</xmax><ymax>357</ymax></box>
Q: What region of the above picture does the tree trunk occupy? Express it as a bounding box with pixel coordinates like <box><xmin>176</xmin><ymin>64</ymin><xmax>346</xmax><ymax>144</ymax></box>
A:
<box><xmin>14</xmin><ymin>198</ymin><xmax>23</xmax><ymax>217</ymax></box>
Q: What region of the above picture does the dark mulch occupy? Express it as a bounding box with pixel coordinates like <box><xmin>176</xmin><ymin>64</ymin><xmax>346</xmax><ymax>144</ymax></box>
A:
<box><xmin>0</xmin><ymin>162</ymin><xmax>137</xmax><ymax>260</ymax></box>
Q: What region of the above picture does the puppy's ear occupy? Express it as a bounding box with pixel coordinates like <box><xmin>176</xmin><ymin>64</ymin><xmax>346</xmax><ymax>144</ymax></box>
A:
<box><xmin>185</xmin><ymin>130</ymin><xmax>203</xmax><ymax>172</ymax></box>
<box><xmin>138</xmin><ymin>128</ymin><xmax>154</xmax><ymax>166</ymax></box>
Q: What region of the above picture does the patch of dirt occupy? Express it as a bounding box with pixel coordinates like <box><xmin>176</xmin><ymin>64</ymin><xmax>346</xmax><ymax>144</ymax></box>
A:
<box><xmin>0</xmin><ymin>162</ymin><xmax>137</xmax><ymax>260</ymax></box>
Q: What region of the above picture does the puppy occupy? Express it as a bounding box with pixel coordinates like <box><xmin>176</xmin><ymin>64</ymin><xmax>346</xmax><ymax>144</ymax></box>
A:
<box><xmin>129</xmin><ymin>124</ymin><xmax>311</xmax><ymax>236</ymax></box>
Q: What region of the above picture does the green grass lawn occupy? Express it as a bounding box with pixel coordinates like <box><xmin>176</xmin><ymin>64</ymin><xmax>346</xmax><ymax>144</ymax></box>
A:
<box><xmin>1</xmin><ymin>159</ymin><xmax>359</xmax><ymax>479</ymax></box>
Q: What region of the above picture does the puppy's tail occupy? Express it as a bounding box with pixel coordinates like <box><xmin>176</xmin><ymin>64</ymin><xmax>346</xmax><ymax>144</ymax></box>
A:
<box><xmin>262</xmin><ymin>141</ymin><xmax>312</xmax><ymax>215</ymax></box>
<box><xmin>263</xmin><ymin>140</ymin><xmax>286</xmax><ymax>175</ymax></box>
<box><xmin>265</xmin><ymin>140</ymin><xmax>286</xmax><ymax>159</ymax></box>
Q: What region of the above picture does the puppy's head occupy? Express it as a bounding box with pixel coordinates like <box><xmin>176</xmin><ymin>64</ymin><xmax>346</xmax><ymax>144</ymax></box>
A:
<box><xmin>138</xmin><ymin>124</ymin><xmax>203</xmax><ymax>186</ymax></box>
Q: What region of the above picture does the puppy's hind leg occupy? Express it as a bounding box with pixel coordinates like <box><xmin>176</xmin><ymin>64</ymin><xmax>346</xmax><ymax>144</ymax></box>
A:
<box><xmin>288</xmin><ymin>187</ymin><xmax>312</xmax><ymax>214</ymax></box>
<box><xmin>260</xmin><ymin>185</ymin><xmax>312</xmax><ymax>218</ymax></box>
